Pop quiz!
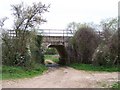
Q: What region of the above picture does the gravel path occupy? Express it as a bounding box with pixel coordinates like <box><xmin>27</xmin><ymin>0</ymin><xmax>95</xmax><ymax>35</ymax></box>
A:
<box><xmin>2</xmin><ymin>67</ymin><xmax>118</xmax><ymax>88</ymax></box>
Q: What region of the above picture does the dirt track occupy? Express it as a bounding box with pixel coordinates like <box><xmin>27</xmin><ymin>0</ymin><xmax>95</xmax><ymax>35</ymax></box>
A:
<box><xmin>2</xmin><ymin>67</ymin><xmax>118</xmax><ymax>88</ymax></box>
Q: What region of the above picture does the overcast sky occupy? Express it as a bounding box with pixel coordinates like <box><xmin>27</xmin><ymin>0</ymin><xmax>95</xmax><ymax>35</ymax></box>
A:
<box><xmin>0</xmin><ymin>0</ymin><xmax>119</xmax><ymax>29</ymax></box>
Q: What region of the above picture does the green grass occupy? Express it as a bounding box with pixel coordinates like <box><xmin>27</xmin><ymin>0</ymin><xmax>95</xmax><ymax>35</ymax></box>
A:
<box><xmin>69</xmin><ymin>63</ymin><xmax>119</xmax><ymax>72</ymax></box>
<box><xmin>44</xmin><ymin>55</ymin><xmax>59</xmax><ymax>63</ymax></box>
<box><xmin>0</xmin><ymin>66</ymin><xmax>2</xmax><ymax>79</ymax></box>
<box><xmin>1</xmin><ymin>64</ymin><xmax>48</xmax><ymax>80</ymax></box>
<box><xmin>111</xmin><ymin>82</ymin><xmax>120</xmax><ymax>88</ymax></box>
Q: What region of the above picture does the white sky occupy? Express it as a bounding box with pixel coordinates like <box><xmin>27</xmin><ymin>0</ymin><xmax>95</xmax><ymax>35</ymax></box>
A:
<box><xmin>0</xmin><ymin>0</ymin><xmax>119</xmax><ymax>29</ymax></box>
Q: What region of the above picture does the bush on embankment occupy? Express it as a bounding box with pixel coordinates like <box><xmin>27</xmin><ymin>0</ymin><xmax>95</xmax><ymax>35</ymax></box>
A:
<box><xmin>67</xmin><ymin>26</ymin><xmax>100</xmax><ymax>64</ymax></box>
<box><xmin>91</xmin><ymin>18</ymin><xmax>119</xmax><ymax>66</ymax></box>
<box><xmin>2</xmin><ymin>31</ymin><xmax>44</xmax><ymax>67</ymax></box>
<box><xmin>2</xmin><ymin>33</ymin><xmax>47</xmax><ymax>79</ymax></box>
<box><xmin>66</xmin><ymin>19</ymin><xmax>119</xmax><ymax>67</ymax></box>
<box><xmin>92</xmin><ymin>30</ymin><xmax>119</xmax><ymax>66</ymax></box>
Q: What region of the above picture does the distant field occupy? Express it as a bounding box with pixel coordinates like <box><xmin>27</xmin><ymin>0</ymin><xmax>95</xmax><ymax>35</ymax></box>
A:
<box><xmin>44</xmin><ymin>54</ymin><xmax>59</xmax><ymax>63</ymax></box>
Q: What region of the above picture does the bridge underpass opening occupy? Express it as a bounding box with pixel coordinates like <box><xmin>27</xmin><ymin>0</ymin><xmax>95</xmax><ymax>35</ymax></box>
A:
<box><xmin>44</xmin><ymin>47</ymin><xmax>59</xmax><ymax>65</ymax></box>
<box><xmin>40</xmin><ymin>29</ymin><xmax>73</xmax><ymax>66</ymax></box>
<box><xmin>48</xmin><ymin>44</ymin><xmax>68</xmax><ymax>65</ymax></box>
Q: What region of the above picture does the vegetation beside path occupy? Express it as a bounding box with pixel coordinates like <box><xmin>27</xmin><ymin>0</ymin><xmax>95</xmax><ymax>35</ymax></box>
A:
<box><xmin>69</xmin><ymin>63</ymin><xmax>119</xmax><ymax>72</ymax></box>
<box><xmin>2</xmin><ymin>56</ymin><xmax>119</xmax><ymax>80</ymax></box>
<box><xmin>69</xmin><ymin>63</ymin><xmax>119</xmax><ymax>88</ymax></box>
<box><xmin>1</xmin><ymin>64</ymin><xmax>47</xmax><ymax>80</ymax></box>
<box><xmin>111</xmin><ymin>82</ymin><xmax>120</xmax><ymax>88</ymax></box>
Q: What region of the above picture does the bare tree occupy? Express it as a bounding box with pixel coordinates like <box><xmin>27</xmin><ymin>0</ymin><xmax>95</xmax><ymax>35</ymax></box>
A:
<box><xmin>12</xmin><ymin>1</ymin><xmax>50</xmax><ymax>56</ymax></box>
<box><xmin>66</xmin><ymin>22</ymin><xmax>79</xmax><ymax>35</ymax></box>
<box><xmin>66</xmin><ymin>22</ymin><xmax>99</xmax><ymax>36</ymax></box>
<box><xmin>11</xmin><ymin>2</ymin><xmax>50</xmax><ymax>35</ymax></box>
<box><xmin>0</xmin><ymin>17</ymin><xmax>8</xmax><ymax>46</ymax></box>
<box><xmin>0</xmin><ymin>17</ymin><xmax>8</xmax><ymax>28</ymax></box>
<box><xmin>100</xmin><ymin>18</ymin><xmax>117</xmax><ymax>34</ymax></box>
<box><xmin>100</xmin><ymin>17</ymin><xmax>117</xmax><ymax>44</ymax></box>
<box><xmin>2</xmin><ymin>2</ymin><xmax>50</xmax><ymax>66</ymax></box>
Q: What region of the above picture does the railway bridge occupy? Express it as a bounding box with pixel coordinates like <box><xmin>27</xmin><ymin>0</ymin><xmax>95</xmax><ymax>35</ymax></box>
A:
<box><xmin>38</xmin><ymin>29</ymin><xmax>73</xmax><ymax>65</ymax></box>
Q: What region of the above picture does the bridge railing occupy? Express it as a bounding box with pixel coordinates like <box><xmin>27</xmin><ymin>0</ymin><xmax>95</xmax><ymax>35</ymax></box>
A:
<box><xmin>37</xmin><ymin>29</ymin><xmax>73</xmax><ymax>37</ymax></box>
<box><xmin>38</xmin><ymin>29</ymin><xmax>73</xmax><ymax>45</ymax></box>
<box><xmin>4</xmin><ymin>29</ymin><xmax>103</xmax><ymax>37</ymax></box>
<box><xmin>5</xmin><ymin>29</ymin><xmax>103</xmax><ymax>45</ymax></box>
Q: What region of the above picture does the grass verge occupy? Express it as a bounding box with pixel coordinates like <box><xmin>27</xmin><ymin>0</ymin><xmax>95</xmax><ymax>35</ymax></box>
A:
<box><xmin>1</xmin><ymin>64</ymin><xmax>48</xmax><ymax>80</ymax></box>
<box><xmin>44</xmin><ymin>55</ymin><xmax>59</xmax><ymax>63</ymax></box>
<box><xmin>69</xmin><ymin>63</ymin><xmax>119</xmax><ymax>72</ymax></box>
<box><xmin>111</xmin><ymin>82</ymin><xmax>120</xmax><ymax>88</ymax></box>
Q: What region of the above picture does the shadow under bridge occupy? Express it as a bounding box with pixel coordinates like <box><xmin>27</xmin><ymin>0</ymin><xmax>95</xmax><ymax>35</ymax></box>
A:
<box><xmin>48</xmin><ymin>44</ymin><xmax>68</xmax><ymax>65</ymax></box>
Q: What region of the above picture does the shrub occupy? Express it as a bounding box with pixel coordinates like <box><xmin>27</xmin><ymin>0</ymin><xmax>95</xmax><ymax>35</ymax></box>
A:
<box><xmin>66</xmin><ymin>39</ymin><xmax>77</xmax><ymax>63</ymax></box>
<box><xmin>92</xmin><ymin>43</ymin><xmax>111</xmax><ymax>66</ymax></box>
<box><xmin>108</xmin><ymin>31</ymin><xmax>119</xmax><ymax>65</ymax></box>
<box><xmin>67</xmin><ymin>26</ymin><xmax>100</xmax><ymax>64</ymax></box>
<box><xmin>2</xmin><ymin>31</ymin><xmax>44</xmax><ymax>67</ymax></box>
<box><xmin>30</xmin><ymin>35</ymin><xmax>44</xmax><ymax>64</ymax></box>
<box><xmin>92</xmin><ymin>31</ymin><xmax>119</xmax><ymax>66</ymax></box>
<box><xmin>2</xmin><ymin>32</ymin><xmax>21</xmax><ymax>66</ymax></box>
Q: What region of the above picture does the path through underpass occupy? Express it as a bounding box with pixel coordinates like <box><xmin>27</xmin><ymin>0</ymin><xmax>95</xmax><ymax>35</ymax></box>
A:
<box><xmin>2</xmin><ymin>66</ymin><xmax>118</xmax><ymax>88</ymax></box>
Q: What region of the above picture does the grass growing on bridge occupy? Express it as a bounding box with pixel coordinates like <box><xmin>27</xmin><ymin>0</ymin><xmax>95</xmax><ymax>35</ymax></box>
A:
<box><xmin>1</xmin><ymin>64</ymin><xmax>47</xmax><ymax>80</ymax></box>
<box><xmin>69</xmin><ymin>63</ymin><xmax>119</xmax><ymax>72</ymax></box>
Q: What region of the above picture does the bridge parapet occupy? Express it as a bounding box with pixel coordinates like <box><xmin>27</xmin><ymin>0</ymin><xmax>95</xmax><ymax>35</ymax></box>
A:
<box><xmin>6</xmin><ymin>29</ymin><xmax>103</xmax><ymax>47</ymax></box>
<box><xmin>39</xmin><ymin>29</ymin><xmax>73</xmax><ymax>47</ymax></box>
